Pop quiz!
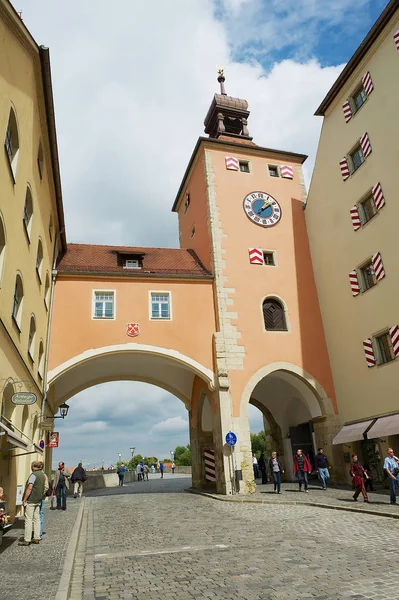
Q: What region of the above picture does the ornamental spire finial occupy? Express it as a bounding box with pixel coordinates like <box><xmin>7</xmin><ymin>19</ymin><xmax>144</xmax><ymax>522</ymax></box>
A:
<box><xmin>217</xmin><ymin>67</ymin><xmax>226</xmax><ymax>95</ymax></box>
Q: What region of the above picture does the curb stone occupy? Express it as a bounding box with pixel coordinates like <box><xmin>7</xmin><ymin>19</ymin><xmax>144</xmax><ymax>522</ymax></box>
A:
<box><xmin>55</xmin><ymin>498</ymin><xmax>85</xmax><ymax>600</ymax></box>
<box><xmin>185</xmin><ymin>487</ymin><xmax>399</xmax><ymax>520</ymax></box>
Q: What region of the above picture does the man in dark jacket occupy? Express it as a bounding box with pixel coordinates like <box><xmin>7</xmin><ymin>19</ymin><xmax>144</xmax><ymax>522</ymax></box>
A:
<box><xmin>314</xmin><ymin>447</ymin><xmax>330</xmax><ymax>490</ymax></box>
<box><xmin>19</xmin><ymin>461</ymin><xmax>46</xmax><ymax>546</ymax></box>
<box><xmin>71</xmin><ymin>462</ymin><xmax>87</xmax><ymax>498</ymax></box>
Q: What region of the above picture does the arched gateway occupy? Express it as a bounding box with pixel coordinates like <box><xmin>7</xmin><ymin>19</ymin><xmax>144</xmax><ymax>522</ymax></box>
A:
<box><xmin>47</xmin><ymin>74</ymin><xmax>340</xmax><ymax>493</ymax></box>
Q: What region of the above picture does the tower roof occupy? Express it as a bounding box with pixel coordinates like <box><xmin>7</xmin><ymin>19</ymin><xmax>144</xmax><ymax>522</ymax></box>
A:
<box><xmin>204</xmin><ymin>69</ymin><xmax>252</xmax><ymax>141</ymax></box>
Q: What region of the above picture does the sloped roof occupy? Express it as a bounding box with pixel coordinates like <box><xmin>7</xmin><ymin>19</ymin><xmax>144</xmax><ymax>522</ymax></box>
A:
<box><xmin>56</xmin><ymin>244</ymin><xmax>212</xmax><ymax>278</ymax></box>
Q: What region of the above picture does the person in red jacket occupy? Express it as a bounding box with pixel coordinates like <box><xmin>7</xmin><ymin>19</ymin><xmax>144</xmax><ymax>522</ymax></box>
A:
<box><xmin>293</xmin><ymin>449</ymin><xmax>312</xmax><ymax>492</ymax></box>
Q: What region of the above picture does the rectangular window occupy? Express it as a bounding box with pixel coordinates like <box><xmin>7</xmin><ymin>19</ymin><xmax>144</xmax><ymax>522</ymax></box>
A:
<box><xmin>350</xmin><ymin>146</ymin><xmax>365</xmax><ymax>172</ymax></box>
<box><xmin>376</xmin><ymin>333</ymin><xmax>394</xmax><ymax>364</ymax></box>
<box><xmin>93</xmin><ymin>291</ymin><xmax>114</xmax><ymax>319</ymax></box>
<box><xmin>353</xmin><ymin>86</ymin><xmax>367</xmax><ymax>111</ymax></box>
<box><xmin>360</xmin><ymin>195</ymin><xmax>377</xmax><ymax>224</ymax></box>
<box><xmin>150</xmin><ymin>293</ymin><xmax>171</xmax><ymax>320</ymax></box>
<box><xmin>268</xmin><ymin>165</ymin><xmax>279</xmax><ymax>178</ymax></box>
<box><xmin>124</xmin><ymin>259</ymin><xmax>141</xmax><ymax>269</ymax></box>
<box><xmin>361</xmin><ymin>262</ymin><xmax>376</xmax><ymax>291</ymax></box>
<box><xmin>263</xmin><ymin>251</ymin><xmax>275</xmax><ymax>266</ymax></box>
<box><xmin>239</xmin><ymin>161</ymin><xmax>250</xmax><ymax>173</ymax></box>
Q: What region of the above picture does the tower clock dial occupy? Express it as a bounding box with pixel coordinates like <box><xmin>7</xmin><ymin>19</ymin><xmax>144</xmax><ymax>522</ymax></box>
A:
<box><xmin>243</xmin><ymin>191</ymin><xmax>282</xmax><ymax>227</ymax></box>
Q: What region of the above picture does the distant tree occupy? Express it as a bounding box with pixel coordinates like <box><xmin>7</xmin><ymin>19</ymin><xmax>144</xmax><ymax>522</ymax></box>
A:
<box><xmin>174</xmin><ymin>444</ymin><xmax>191</xmax><ymax>466</ymax></box>
<box><xmin>127</xmin><ymin>453</ymin><xmax>143</xmax><ymax>470</ymax></box>
<box><xmin>143</xmin><ymin>456</ymin><xmax>157</xmax><ymax>467</ymax></box>
<box><xmin>251</xmin><ymin>431</ymin><xmax>266</xmax><ymax>457</ymax></box>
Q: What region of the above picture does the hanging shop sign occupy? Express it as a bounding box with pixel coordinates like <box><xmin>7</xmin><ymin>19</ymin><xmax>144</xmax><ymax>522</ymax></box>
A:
<box><xmin>11</xmin><ymin>392</ymin><xmax>37</xmax><ymax>405</ymax></box>
<box><xmin>47</xmin><ymin>432</ymin><xmax>59</xmax><ymax>448</ymax></box>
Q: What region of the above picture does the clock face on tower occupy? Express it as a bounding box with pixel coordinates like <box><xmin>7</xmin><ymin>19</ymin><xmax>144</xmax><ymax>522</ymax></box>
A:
<box><xmin>243</xmin><ymin>191</ymin><xmax>282</xmax><ymax>227</ymax></box>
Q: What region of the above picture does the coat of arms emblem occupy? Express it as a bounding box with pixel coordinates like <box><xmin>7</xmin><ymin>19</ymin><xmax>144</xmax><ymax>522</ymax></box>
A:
<box><xmin>126</xmin><ymin>323</ymin><xmax>140</xmax><ymax>338</ymax></box>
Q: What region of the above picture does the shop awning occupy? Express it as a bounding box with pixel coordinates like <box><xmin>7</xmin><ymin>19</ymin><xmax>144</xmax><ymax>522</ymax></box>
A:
<box><xmin>332</xmin><ymin>420</ymin><xmax>374</xmax><ymax>445</ymax></box>
<box><xmin>0</xmin><ymin>422</ymin><xmax>29</xmax><ymax>451</ymax></box>
<box><xmin>366</xmin><ymin>414</ymin><xmax>399</xmax><ymax>439</ymax></box>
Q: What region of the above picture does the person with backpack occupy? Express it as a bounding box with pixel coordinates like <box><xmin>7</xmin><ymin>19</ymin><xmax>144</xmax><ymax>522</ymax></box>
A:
<box><xmin>71</xmin><ymin>462</ymin><xmax>87</xmax><ymax>498</ymax></box>
<box><xmin>117</xmin><ymin>464</ymin><xmax>125</xmax><ymax>486</ymax></box>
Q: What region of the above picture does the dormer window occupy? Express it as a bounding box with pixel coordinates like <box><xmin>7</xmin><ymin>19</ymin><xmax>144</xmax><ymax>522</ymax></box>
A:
<box><xmin>124</xmin><ymin>259</ymin><xmax>141</xmax><ymax>269</ymax></box>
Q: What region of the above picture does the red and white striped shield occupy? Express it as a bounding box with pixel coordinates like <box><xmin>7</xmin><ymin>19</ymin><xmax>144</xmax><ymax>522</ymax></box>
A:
<box><xmin>248</xmin><ymin>248</ymin><xmax>263</xmax><ymax>265</ymax></box>
<box><xmin>372</xmin><ymin>252</ymin><xmax>385</xmax><ymax>281</ymax></box>
<box><xmin>360</xmin><ymin>132</ymin><xmax>372</xmax><ymax>158</ymax></box>
<box><xmin>394</xmin><ymin>30</ymin><xmax>399</xmax><ymax>52</ymax></box>
<box><xmin>363</xmin><ymin>339</ymin><xmax>376</xmax><ymax>367</ymax></box>
<box><xmin>372</xmin><ymin>183</ymin><xmax>385</xmax><ymax>211</ymax></box>
<box><xmin>362</xmin><ymin>71</ymin><xmax>374</xmax><ymax>96</ymax></box>
<box><xmin>389</xmin><ymin>325</ymin><xmax>399</xmax><ymax>358</ymax></box>
<box><xmin>204</xmin><ymin>450</ymin><xmax>216</xmax><ymax>482</ymax></box>
<box><xmin>225</xmin><ymin>156</ymin><xmax>239</xmax><ymax>171</ymax></box>
<box><xmin>342</xmin><ymin>100</ymin><xmax>352</xmax><ymax>122</ymax></box>
<box><xmin>126</xmin><ymin>323</ymin><xmax>140</xmax><ymax>338</ymax></box>
<box><xmin>350</xmin><ymin>206</ymin><xmax>361</xmax><ymax>231</ymax></box>
<box><xmin>339</xmin><ymin>158</ymin><xmax>350</xmax><ymax>180</ymax></box>
<box><xmin>281</xmin><ymin>165</ymin><xmax>294</xmax><ymax>179</ymax></box>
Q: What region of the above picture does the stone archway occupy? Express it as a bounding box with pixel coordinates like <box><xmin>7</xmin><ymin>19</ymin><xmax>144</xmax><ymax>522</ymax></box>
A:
<box><xmin>46</xmin><ymin>345</ymin><xmax>221</xmax><ymax>491</ymax></box>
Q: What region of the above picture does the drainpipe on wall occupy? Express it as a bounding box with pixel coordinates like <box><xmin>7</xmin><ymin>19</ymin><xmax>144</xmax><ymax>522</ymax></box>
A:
<box><xmin>39</xmin><ymin>229</ymin><xmax>63</xmax><ymax>435</ymax></box>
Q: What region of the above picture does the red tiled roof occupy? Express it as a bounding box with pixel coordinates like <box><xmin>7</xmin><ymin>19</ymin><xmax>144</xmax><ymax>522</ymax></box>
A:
<box><xmin>217</xmin><ymin>135</ymin><xmax>257</xmax><ymax>147</ymax></box>
<box><xmin>57</xmin><ymin>244</ymin><xmax>212</xmax><ymax>278</ymax></box>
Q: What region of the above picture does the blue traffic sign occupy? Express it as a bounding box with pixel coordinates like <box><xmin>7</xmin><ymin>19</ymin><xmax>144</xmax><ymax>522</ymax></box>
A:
<box><xmin>225</xmin><ymin>431</ymin><xmax>237</xmax><ymax>446</ymax></box>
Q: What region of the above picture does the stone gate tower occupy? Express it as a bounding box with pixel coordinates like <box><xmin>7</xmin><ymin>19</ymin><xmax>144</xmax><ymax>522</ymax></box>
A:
<box><xmin>173</xmin><ymin>72</ymin><xmax>340</xmax><ymax>491</ymax></box>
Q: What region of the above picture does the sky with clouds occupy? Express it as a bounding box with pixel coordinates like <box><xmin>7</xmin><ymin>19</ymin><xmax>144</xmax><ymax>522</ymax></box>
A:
<box><xmin>11</xmin><ymin>0</ymin><xmax>388</xmax><ymax>467</ymax></box>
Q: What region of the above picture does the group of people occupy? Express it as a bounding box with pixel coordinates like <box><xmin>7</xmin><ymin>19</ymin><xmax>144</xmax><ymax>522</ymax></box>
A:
<box><xmin>253</xmin><ymin>446</ymin><xmax>399</xmax><ymax>503</ymax></box>
<box><xmin>19</xmin><ymin>460</ymin><xmax>87</xmax><ymax>546</ymax></box>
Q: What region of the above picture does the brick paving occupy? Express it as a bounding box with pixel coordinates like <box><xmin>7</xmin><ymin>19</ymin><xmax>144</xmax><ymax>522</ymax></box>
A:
<box><xmin>68</xmin><ymin>475</ymin><xmax>399</xmax><ymax>600</ymax></box>
<box><xmin>0</xmin><ymin>496</ymin><xmax>81</xmax><ymax>600</ymax></box>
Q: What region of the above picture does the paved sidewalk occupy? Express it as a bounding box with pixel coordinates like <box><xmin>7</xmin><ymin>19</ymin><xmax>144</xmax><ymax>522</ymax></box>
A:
<box><xmin>191</xmin><ymin>479</ymin><xmax>399</xmax><ymax>518</ymax></box>
<box><xmin>0</xmin><ymin>497</ymin><xmax>82</xmax><ymax>600</ymax></box>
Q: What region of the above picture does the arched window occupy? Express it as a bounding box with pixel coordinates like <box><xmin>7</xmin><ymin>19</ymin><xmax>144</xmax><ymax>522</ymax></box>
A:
<box><xmin>36</xmin><ymin>239</ymin><xmax>43</xmax><ymax>282</ymax></box>
<box><xmin>23</xmin><ymin>186</ymin><xmax>33</xmax><ymax>241</ymax></box>
<box><xmin>37</xmin><ymin>141</ymin><xmax>44</xmax><ymax>179</ymax></box>
<box><xmin>0</xmin><ymin>213</ymin><xmax>5</xmax><ymax>285</ymax></box>
<box><xmin>4</xmin><ymin>106</ymin><xmax>20</xmax><ymax>181</ymax></box>
<box><xmin>38</xmin><ymin>340</ymin><xmax>44</xmax><ymax>380</ymax></box>
<box><xmin>44</xmin><ymin>272</ymin><xmax>50</xmax><ymax>309</ymax></box>
<box><xmin>262</xmin><ymin>298</ymin><xmax>287</xmax><ymax>331</ymax></box>
<box><xmin>12</xmin><ymin>273</ymin><xmax>24</xmax><ymax>329</ymax></box>
<box><xmin>28</xmin><ymin>315</ymin><xmax>36</xmax><ymax>360</ymax></box>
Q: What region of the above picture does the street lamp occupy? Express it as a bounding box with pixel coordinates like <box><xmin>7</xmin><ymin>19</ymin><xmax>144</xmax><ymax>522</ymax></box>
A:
<box><xmin>130</xmin><ymin>447</ymin><xmax>135</xmax><ymax>458</ymax></box>
<box><xmin>170</xmin><ymin>450</ymin><xmax>174</xmax><ymax>461</ymax></box>
<box><xmin>44</xmin><ymin>401</ymin><xmax>70</xmax><ymax>419</ymax></box>
<box><xmin>118</xmin><ymin>452</ymin><xmax>121</xmax><ymax>463</ymax></box>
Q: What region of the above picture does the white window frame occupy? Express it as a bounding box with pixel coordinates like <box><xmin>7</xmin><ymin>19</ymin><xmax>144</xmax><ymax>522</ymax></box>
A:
<box><xmin>92</xmin><ymin>289</ymin><xmax>116</xmax><ymax>320</ymax></box>
<box><xmin>27</xmin><ymin>315</ymin><xmax>36</xmax><ymax>361</ymax></box>
<box><xmin>38</xmin><ymin>340</ymin><xmax>45</xmax><ymax>380</ymax></box>
<box><xmin>372</xmin><ymin>329</ymin><xmax>395</xmax><ymax>366</ymax></box>
<box><xmin>149</xmin><ymin>290</ymin><xmax>172</xmax><ymax>321</ymax></box>
<box><xmin>44</xmin><ymin>272</ymin><xmax>51</xmax><ymax>310</ymax></box>
<box><xmin>36</xmin><ymin>238</ymin><xmax>44</xmax><ymax>283</ymax></box>
<box><xmin>123</xmin><ymin>259</ymin><xmax>141</xmax><ymax>270</ymax></box>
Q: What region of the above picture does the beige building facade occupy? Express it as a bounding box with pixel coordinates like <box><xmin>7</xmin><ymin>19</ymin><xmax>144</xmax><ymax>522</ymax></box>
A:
<box><xmin>306</xmin><ymin>0</ymin><xmax>399</xmax><ymax>483</ymax></box>
<box><xmin>0</xmin><ymin>0</ymin><xmax>65</xmax><ymax>517</ymax></box>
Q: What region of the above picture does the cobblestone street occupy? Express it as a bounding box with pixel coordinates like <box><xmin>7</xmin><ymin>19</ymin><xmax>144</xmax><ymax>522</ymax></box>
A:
<box><xmin>69</xmin><ymin>475</ymin><xmax>399</xmax><ymax>600</ymax></box>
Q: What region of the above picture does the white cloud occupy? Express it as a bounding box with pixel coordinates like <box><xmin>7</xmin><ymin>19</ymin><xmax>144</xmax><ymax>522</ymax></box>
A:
<box><xmin>150</xmin><ymin>416</ymin><xmax>189</xmax><ymax>435</ymax></box>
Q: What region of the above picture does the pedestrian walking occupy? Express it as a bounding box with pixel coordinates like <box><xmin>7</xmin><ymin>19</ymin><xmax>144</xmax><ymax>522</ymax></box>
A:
<box><xmin>38</xmin><ymin>461</ymin><xmax>49</xmax><ymax>540</ymax></box>
<box><xmin>383</xmin><ymin>447</ymin><xmax>399</xmax><ymax>505</ymax></box>
<box><xmin>314</xmin><ymin>447</ymin><xmax>330</xmax><ymax>490</ymax></box>
<box><xmin>71</xmin><ymin>462</ymin><xmax>87</xmax><ymax>498</ymax></box>
<box><xmin>350</xmin><ymin>455</ymin><xmax>369</xmax><ymax>503</ymax></box>
<box><xmin>269</xmin><ymin>451</ymin><xmax>284</xmax><ymax>493</ymax></box>
<box><xmin>136</xmin><ymin>463</ymin><xmax>142</xmax><ymax>481</ymax></box>
<box><xmin>171</xmin><ymin>461</ymin><xmax>176</xmax><ymax>474</ymax></box>
<box><xmin>252</xmin><ymin>453</ymin><xmax>259</xmax><ymax>479</ymax></box>
<box><xmin>258</xmin><ymin>452</ymin><xmax>268</xmax><ymax>484</ymax></box>
<box><xmin>54</xmin><ymin>461</ymin><xmax>71</xmax><ymax>510</ymax></box>
<box><xmin>117</xmin><ymin>464</ymin><xmax>126</xmax><ymax>486</ymax></box>
<box><xmin>19</xmin><ymin>461</ymin><xmax>46</xmax><ymax>546</ymax></box>
<box><xmin>143</xmin><ymin>464</ymin><xmax>150</xmax><ymax>480</ymax></box>
<box><xmin>293</xmin><ymin>449</ymin><xmax>311</xmax><ymax>492</ymax></box>
<box><xmin>160</xmin><ymin>462</ymin><xmax>165</xmax><ymax>478</ymax></box>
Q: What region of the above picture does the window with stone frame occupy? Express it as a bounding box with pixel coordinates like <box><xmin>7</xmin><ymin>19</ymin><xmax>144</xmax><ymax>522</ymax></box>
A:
<box><xmin>262</xmin><ymin>298</ymin><xmax>287</xmax><ymax>331</ymax></box>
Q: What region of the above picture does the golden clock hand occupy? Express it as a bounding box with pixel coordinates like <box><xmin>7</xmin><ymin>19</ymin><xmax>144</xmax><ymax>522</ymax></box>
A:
<box><xmin>261</xmin><ymin>201</ymin><xmax>271</xmax><ymax>210</ymax></box>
